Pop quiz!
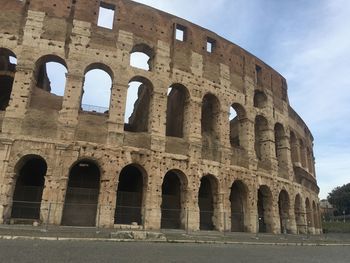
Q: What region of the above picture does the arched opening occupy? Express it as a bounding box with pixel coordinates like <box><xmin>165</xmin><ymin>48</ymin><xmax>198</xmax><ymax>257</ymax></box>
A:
<box><xmin>278</xmin><ymin>190</ymin><xmax>290</xmax><ymax>233</ymax></box>
<box><xmin>130</xmin><ymin>44</ymin><xmax>154</xmax><ymax>71</ymax></box>
<box><xmin>305</xmin><ymin>198</ymin><xmax>313</xmax><ymax>232</ymax></box>
<box><xmin>198</xmin><ymin>175</ymin><xmax>218</xmax><ymax>230</ymax></box>
<box><xmin>274</xmin><ymin>123</ymin><xmax>288</xmax><ymax>168</ymax></box>
<box><xmin>254</xmin><ymin>115</ymin><xmax>269</xmax><ymax>161</ymax></box>
<box><xmin>31</xmin><ymin>55</ymin><xmax>67</xmax><ymax>110</ymax></box>
<box><xmin>61</xmin><ymin>160</ymin><xmax>100</xmax><ymax>226</ymax></box>
<box><xmin>161</xmin><ymin>170</ymin><xmax>187</xmax><ymax>229</ymax></box>
<box><xmin>253</xmin><ymin>90</ymin><xmax>267</xmax><ymax>108</ymax></box>
<box><xmin>115</xmin><ymin>164</ymin><xmax>145</xmax><ymax>225</ymax></box>
<box><xmin>201</xmin><ymin>93</ymin><xmax>221</xmax><ymax>161</ymax></box>
<box><xmin>229</xmin><ymin>103</ymin><xmax>246</xmax><ymax>148</ymax></box>
<box><xmin>11</xmin><ymin>155</ymin><xmax>47</xmax><ymax>221</ymax></box>
<box><xmin>290</xmin><ymin>131</ymin><xmax>299</xmax><ymax>164</ymax></box>
<box><xmin>166</xmin><ymin>84</ymin><xmax>190</xmax><ymax>138</ymax></box>
<box><xmin>294</xmin><ymin>194</ymin><xmax>304</xmax><ymax>234</ymax></box>
<box><xmin>230</xmin><ymin>180</ymin><xmax>248</xmax><ymax>232</ymax></box>
<box><xmin>124</xmin><ymin>77</ymin><xmax>153</xmax><ymax>132</ymax></box>
<box><xmin>257</xmin><ymin>185</ymin><xmax>273</xmax><ymax>233</ymax></box>
<box><xmin>0</xmin><ymin>48</ymin><xmax>16</xmax><ymax>111</ymax></box>
<box><xmin>81</xmin><ymin>64</ymin><xmax>112</xmax><ymax>114</ymax></box>
<box><xmin>299</xmin><ymin>139</ymin><xmax>307</xmax><ymax>169</ymax></box>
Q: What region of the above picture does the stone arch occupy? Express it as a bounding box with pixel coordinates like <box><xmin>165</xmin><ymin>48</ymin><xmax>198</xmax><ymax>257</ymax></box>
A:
<box><xmin>166</xmin><ymin>83</ymin><xmax>191</xmax><ymax>138</ymax></box>
<box><xmin>229</xmin><ymin>180</ymin><xmax>248</xmax><ymax>232</ymax></box>
<box><xmin>198</xmin><ymin>174</ymin><xmax>219</xmax><ymax>230</ymax></box>
<box><xmin>124</xmin><ymin>76</ymin><xmax>154</xmax><ymax>132</ymax></box>
<box><xmin>254</xmin><ymin>115</ymin><xmax>269</xmax><ymax>161</ymax></box>
<box><xmin>61</xmin><ymin>159</ymin><xmax>101</xmax><ymax>226</ymax></box>
<box><xmin>274</xmin><ymin>123</ymin><xmax>288</xmax><ymax>171</ymax></box>
<box><xmin>10</xmin><ymin>154</ymin><xmax>47</xmax><ymax>221</ymax></box>
<box><xmin>278</xmin><ymin>189</ymin><xmax>290</xmax><ymax>233</ymax></box>
<box><xmin>161</xmin><ymin>169</ymin><xmax>188</xmax><ymax>229</ymax></box>
<box><xmin>0</xmin><ymin>48</ymin><xmax>16</xmax><ymax>111</ymax></box>
<box><xmin>294</xmin><ymin>194</ymin><xmax>305</xmax><ymax>234</ymax></box>
<box><xmin>130</xmin><ymin>43</ymin><xmax>155</xmax><ymax>71</ymax></box>
<box><xmin>229</xmin><ymin>103</ymin><xmax>246</xmax><ymax>149</ymax></box>
<box><xmin>201</xmin><ymin>93</ymin><xmax>221</xmax><ymax>161</ymax></box>
<box><xmin>257</xmin><ymin>185</ymin><xmax>273</xmax><ymax>233</ymax></box>
<box><xmin>253</xmin><ymin>90</ymin><xmax>267</xmax><ymax>108</ymax></box>
<box><xmin>81</xmin><ymin>63</ymin><xmax>113</xmax><ymax>114</ymax></box>
<box><xmin>114</xmin><ymin>164</ymin><xmax>148</xmax><ymax>226</ymax></box>
<box><xmin>30</xmin><ymin>54</ymin><xmax>68</xmax><ymax>110</ymax></box>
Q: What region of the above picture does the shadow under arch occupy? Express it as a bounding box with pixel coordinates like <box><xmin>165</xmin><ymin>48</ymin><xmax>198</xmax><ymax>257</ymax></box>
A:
<box><xmin>114</xmin><ymin>163</ymin><xmax>148</xmax><ymax>226</ymax></box>
<box><xmin>160</xmin><ymin>169</ymin><xmax>189</xmax><ymax>229</ymax></box>
<box><xmin>11</xmin><ymin>154</ymin><xmax>47</xmax><ymax>221</ymax></box>
<box><xmin>198</xmin><ymin>174</ymin><xmax>219</xmax><ymax>230</ymax></box>
<box><xmin>230</xmin><ymin>179</ymin><xmax>248</xmax><ymax>232</ymax></box>
<box><xmin>61</xmin><ymin>159</ymin><xmax>101</xmax><ymax>227</ymax></box>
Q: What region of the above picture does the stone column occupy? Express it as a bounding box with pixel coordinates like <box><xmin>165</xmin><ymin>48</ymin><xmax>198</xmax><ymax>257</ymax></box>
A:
<box><xmin>2</xmin><ymin>64</ymin><xmax>34</xmax><ymax>134</ymax></box>
<box><xmin>58</xmin><ymin>73</ymin><xmax>84</xmax><ymax>140</ymax></box>
<box><xmin>0</xmin><ymin>139</ymin><xmax>13</xmax><ymax>224</ymax></box>
<box><xmin>107</xmin><ymin>81</ymin><xmax>128</xmax><ymax>145</ymax></box>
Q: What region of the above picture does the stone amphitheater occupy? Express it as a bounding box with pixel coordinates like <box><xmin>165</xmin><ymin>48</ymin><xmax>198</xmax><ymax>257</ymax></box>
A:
<box><xmin>0</xmin><ymin>0</ymin><xmax>321</xmax><ymax>234</ymax></box>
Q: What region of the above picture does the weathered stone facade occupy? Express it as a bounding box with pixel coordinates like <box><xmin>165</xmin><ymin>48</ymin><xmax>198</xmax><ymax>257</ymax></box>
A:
<box><xmin>0</xmin><ymin>0</ymin><xmax>321</xmax><ymax>234</ymax></box>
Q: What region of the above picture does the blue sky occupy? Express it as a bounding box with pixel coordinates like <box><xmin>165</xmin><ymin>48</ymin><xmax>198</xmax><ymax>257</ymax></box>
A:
<box><xmin>131</xmin><ymin>0</ymin><xmax>350</xmax><ymax>199</ymax></box>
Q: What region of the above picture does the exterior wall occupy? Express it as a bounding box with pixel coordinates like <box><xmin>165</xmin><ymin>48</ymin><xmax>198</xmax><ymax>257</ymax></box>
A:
<box><xmin>0</xmin><ymin>0</ymin><xmax>321</xmax><ymax>234</ymax></box>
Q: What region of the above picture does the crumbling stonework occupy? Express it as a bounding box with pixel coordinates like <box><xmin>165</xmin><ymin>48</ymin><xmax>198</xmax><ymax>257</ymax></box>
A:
<box><xmin>0</xmin><ymin>0</ymin><xmax>321</xmax><ymax>234</ymax></box>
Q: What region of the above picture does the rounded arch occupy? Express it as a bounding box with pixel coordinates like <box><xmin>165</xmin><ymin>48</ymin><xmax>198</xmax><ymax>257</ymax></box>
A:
<box><xmin>253</xmin><ymin>90</ymin><xmax>267</xmax><ymax>108</ymax></box>
<box><xmin>84</xmin><ymin>62</ymin><xmax>114</xmax><ymax>80</ymax></box>
<box><xmin>130</xmin><ymin>43</ymin><xmax>154</xmax><ymax>71</ymax></box>
<box><xmin>61</xmin><ymin>159</ymin><xmax>101</xmax><ymax>226</ymax></box>
<box><xmin>30</xmin><ymin>54</ymin><xmax>68</xmax><ymax>110</ymax></box>
<box><xmin>114</xmin><ymin>163</ymin><xmax>147</xmax><ymax>225</ymax></box>
<box><xmin>312</xmin><ymin>200</ymin><xmax>319</xmax><ymax>230</ymax></box>
<box><xmin>230</xmin><ymin>180</ymin><xmax>248</xmax><ymax>232</ymax></box>
<box><xmin>0</xmin><ymin>47</ymin><xmax>16</xmax><ymax>70</ymax></box>
<box><xmin>81</xmin><ymin>63</ymin><xmax>113</xmax><ymax>114</ymax></box>
<box><xmin>257</xmin><ymin>184</ymin><xmax>273</xmax><ymax>233</ymax></box>
<box><xmin>161</xmin><ymin>169</ymin><xmax>188</xmax><ymax>229</ymax></box>
<box><xmin>229</xmin><ymin>103</ymin><xmax>247</xmax><ymax>148</ymax></box>
<box><xmin>124</xmin><ymin>76</ymin><xmax>154</xmax><ymax>132</ymax></box>
<box><xmin>166</xmin><ymin>83</ymin><xmax>191</xmax><ymax>138</ymax></box>
<box><xmin>11</xmin><ymin>154</ymin><xmax>48</xmax><ymax>221</ymax></box>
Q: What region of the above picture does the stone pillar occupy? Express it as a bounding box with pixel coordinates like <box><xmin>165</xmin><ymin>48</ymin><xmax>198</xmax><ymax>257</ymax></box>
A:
<box><xmin>107</xmin><ymin>81</ymin><xmax>128</xmax><ymax>145</ymax></box>
<box><xmin>247</xmin><ymin>184</ymin><xmax>258</xmax><ymax>233</ymax></box>
<box><xmin>287</xmin><ymin>201</ymin><xmax>297</xmax><ymax>234</ymax></box>
<box><xmin>2</xmin><ymin>64</ymin><xmax>34</xmax><ymax>134</ymax></box>
<box><xmin>187</xmin><ymin>99</ymin><xmax>202</xmax><ymax>160</ymax></box>
<box><xmin>0</xmin><ymin>140</ymin><xmax>13</xmax><ymax>224</ymax></box>
<box><xmin>58</xmin><ymin>73</ymin><xmax>84</xmax><ymax>140</ymax></box>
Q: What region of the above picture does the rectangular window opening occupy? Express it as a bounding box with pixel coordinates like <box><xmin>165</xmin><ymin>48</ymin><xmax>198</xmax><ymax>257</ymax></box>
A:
<box><xmin>207</xmin><ymin>38</ymin><xmax>215</xmax><ymax>53</ymax></box>
<box><xmin>175</xmin><ymin>24</ymin><xmax>186</xmax><ymax>41</ymax></box>
<box><xmin>97</xmin><ymin>2</ymin><xmax>116</xmax><ymax>29</ymax></box>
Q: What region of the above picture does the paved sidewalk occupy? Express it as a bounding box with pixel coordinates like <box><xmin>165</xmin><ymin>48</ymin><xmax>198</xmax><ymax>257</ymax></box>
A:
<box><xmin>0</xmin><ymin>224</ymin><xmax>349</xmax><ymax>245</ymax></box>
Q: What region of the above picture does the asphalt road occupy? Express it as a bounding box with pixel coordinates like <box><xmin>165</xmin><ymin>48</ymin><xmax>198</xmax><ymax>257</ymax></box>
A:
<box><xmin>0</xmin><ymin>239</ymin><xmax>349</xmax><ymax>263</ymax></box>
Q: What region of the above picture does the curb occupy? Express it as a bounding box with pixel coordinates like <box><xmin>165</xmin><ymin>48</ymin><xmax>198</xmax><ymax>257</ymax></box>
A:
<box><xmin>1</xmin><ymin>235</ymin><xmax>350</xmax><ymax>246</ymax></box>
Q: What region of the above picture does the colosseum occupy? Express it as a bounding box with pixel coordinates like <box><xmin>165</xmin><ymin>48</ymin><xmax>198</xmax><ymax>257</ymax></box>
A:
<box><xmin>0</xmin><ymin>0</ymin><xmax>321</xmax><ymax>234</ymax></box>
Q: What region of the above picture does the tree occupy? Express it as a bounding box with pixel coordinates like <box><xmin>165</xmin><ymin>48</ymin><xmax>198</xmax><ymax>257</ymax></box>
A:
<box><xmin>327</xmin><ymin>183</ymin><xmax>350</xmax><ymax>215</ymax></box>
